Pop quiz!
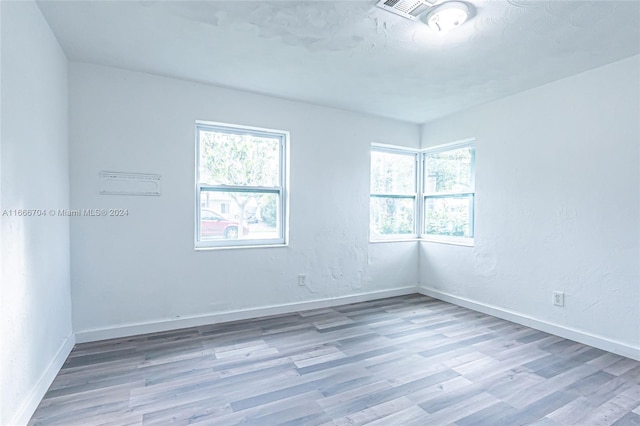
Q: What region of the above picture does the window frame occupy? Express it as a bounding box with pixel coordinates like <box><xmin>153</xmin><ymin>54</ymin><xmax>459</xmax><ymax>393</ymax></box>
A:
<box><xmin>421</xmin><ymin>140</ymin><xmax>476</xmax><ymax>246</ymax></box>
<box><xmin>369</xmin><ymin>144</ymin><xmax>420</xmax><ymax>242</ymax></box>
<box><xmin>369</xmin><ymin>139</ymin><xmax>475</xmax><ymax>246</ymax></box>
<box><xmin>195</xmin><ymin>120</ymin><xmax>289</xmax><ymax>250</ymax></box>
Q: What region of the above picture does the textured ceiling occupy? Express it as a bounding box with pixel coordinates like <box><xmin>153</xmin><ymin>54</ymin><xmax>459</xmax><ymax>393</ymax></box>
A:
<box><xmin>37</xmin><ymin>0</ymin><xmax>640</xmax><ymax>123</ymax></box>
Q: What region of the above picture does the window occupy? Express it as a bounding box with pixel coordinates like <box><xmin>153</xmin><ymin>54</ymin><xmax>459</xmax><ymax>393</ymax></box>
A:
<box><xmin>370</xmin><ymin>146</ymin><xmax>418</xmax><ymax>240</ymax></box>
<box><xmin>369</xmin><ymin>140</ymin><xmax>475</xmax><ymax>245</ymax></box>
<box><xmin>423</xmin><ymin>143</ymin><xmax>475</xmax><ymax>243</ymax></box>
<box><xmin>196</xmin><ymin>121</ymin><xmax>288</xmax><ymax>248</ymax></box>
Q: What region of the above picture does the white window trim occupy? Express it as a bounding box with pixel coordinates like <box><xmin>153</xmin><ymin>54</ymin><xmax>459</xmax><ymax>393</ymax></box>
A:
<box><xmin>370</xmin><ymin>139</ymin><xmax>476</xmax><ymax>246</ymax></box>
<box><xmin>195</xmin><ymin>120</ymin><xmax>290</xmax><ymax>250</ymax></box>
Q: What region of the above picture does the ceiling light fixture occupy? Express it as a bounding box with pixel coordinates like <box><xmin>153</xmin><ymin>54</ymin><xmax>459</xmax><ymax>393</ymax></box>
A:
<box><xmin>423</xmin><ymin>1</ymin><xmax>472</xmax><ymax>33</ymax></box>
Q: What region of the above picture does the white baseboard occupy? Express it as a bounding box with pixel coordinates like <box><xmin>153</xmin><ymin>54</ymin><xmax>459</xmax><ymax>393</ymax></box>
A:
<box><xmin>75</xmin><ymin>286</ymin><xmax>418</xmax><ymax>343</ymax></box>
<box><xmin>419</xmin><ymin>287</ymin><xmax>640</xmax><ymax>361</ymax></box>
<box><xmin>9</xmin><ymin>333</ymin><xmax>76</xmax><ymax>426</ymax></box>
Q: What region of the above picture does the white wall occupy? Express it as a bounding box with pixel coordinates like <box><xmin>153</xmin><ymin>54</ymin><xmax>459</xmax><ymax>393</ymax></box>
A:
<box><xmin>0</xmin><ymin>1</ymin><xmax>73</xmax><ymax>424</ymax></box>
<box><xmin>69</xmin><ymin>63</ymin><xmax>419</xmax><ymax>340</ymax></box>
<box><xmin>419</xmin><ymin>55</ymin><xmax>640</xmax><ymax>359</ymax></box>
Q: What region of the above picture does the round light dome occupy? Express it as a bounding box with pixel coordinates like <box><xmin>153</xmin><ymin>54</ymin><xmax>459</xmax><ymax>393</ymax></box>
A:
<box><xmin>424</xmin><ymin>1</ymin><xmax>471</xmax><ymax>33</ymax></box>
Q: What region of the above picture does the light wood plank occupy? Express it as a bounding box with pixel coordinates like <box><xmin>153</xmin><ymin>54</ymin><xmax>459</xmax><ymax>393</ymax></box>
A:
<box><xmin>28</xmin><ymin>295</ymin><xmax>640</xmax><ymax>425</ymax></box>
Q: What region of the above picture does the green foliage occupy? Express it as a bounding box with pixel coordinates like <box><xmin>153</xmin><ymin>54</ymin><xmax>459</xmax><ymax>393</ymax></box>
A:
<box><xmin>370</xmin><ymin>151</ymin><xmax>415</xmax><ymax>194</ymax></box>
<box><xmin>369</xmin><ymin>150</ymin><xmax>416</xmax><ymax>237</ymax></box>
<box><xmin>199</xmin><ymin>130</ymin><xmax>280</xmax><ymax>234</ymax></box>
<box><xmin>199</xmin><ymin>130</ymin><xmax>279</xmax><ymax>187</ymax></box>
<box><xmin>425</xmin><ymin>147</ymin><xmax>472</xmax><ymax>194</ymax></box>
<box><xmin>380</xmin><ymin>203</ymin><xmax>413</xmax><ymax>234</ymax></box>
<box><xmin>370</xmin><ymin>197</ymin><xmax>414</xmax><ymax>236</ymax></box>
<box><xmin>425</xmin><ymin>197</ymin><xmax>471</xmax><ymax>237</ymax></box>
<box><xmin>424</xmin><ymin>147</ymin><xmax>473</xmax><ymax>237</ymax></box>
<box><xmin>259</xmin><ymin>195</ymin><xmax>277</xmax><ymax>227</ymax></box>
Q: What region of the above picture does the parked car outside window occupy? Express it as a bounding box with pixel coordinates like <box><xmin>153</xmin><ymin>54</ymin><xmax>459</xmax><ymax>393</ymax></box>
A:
<box><xmin>201</xmin><ymin>209</ymin><xmax>249</xmax><ymax>239</ymax></box>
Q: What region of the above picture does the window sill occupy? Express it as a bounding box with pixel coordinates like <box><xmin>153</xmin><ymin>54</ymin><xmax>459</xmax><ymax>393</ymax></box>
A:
<box><xmin>195</xmin><ymin>243</ymin><xmax>288</xmax><ymax>251</ymax></box>
<box><xmin>421</xmin><ymin>235</ymin><xmax>474</xmax><ymax>247</ymax></box>
<box><xmin>370</xmin><ymin>238</ymin><xmax>421</xmax><ymax>244</ymax></box>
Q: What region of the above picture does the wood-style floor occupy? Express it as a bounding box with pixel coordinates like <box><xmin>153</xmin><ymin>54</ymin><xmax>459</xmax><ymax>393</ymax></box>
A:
<box><xmin>29</xmin><ymin>295</ymin><xmax>640</xmax><ymax>425</ymax></box>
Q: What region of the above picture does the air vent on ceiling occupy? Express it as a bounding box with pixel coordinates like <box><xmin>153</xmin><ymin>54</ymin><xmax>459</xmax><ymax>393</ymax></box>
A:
<box><xmin>375</xmin><ymin>0</ymin><xmax>436</xmax><ymax>21</ymax></box>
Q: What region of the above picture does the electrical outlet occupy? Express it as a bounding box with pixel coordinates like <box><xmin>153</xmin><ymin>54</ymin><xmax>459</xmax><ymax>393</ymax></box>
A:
<box><xmin>553</xmin><ymin>291</ymin><xmax>564</xmax><ymax>307</ymax></box>
<box><xmin>298</xmin><ymin>274</ymin><xmax>308</xmax><ymax>286</ymax></box>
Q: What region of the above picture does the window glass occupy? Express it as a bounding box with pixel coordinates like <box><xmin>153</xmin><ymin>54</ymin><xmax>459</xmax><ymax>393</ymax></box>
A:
<box><xmin>370</xmin><ymin>197</ymin><xmax>415</xmax><ymax>237</ymax></box>
<box><xmin>198</xmin><ymin>191</ymin><xmax>280</xmax><ymax>241</ymax></box>
<box><xmin>196</xmin><ymin>122</ymin><xmax>287</xmax><ymax>248</ymax></box>
<box><xmin>423</xmin><ymin>144</ymin><xmax>475</xmax><ymax>241</ymax></box>
<box><xmin>199</xmin><ymin>130</ymin><xmax>280</xmax><ymax>187</ymax></box>
<box><xmin>370</xmin><ymin>151</ymin><xmax>416</xmax><ymax>194</ymax></box>
<box><xmin>370</xmin><ymin>147</ymin><xmax>417</xmax><ymax>240</ymax></box>
<box><xmin>424</xmin><ymin>147</ymin><xmax>473</xmax><ymax>194</ymax></box>
<box><xmin>424</xmin><ymin>195</ymin><xmax>473</xmax><ymax>238</ymax></box>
